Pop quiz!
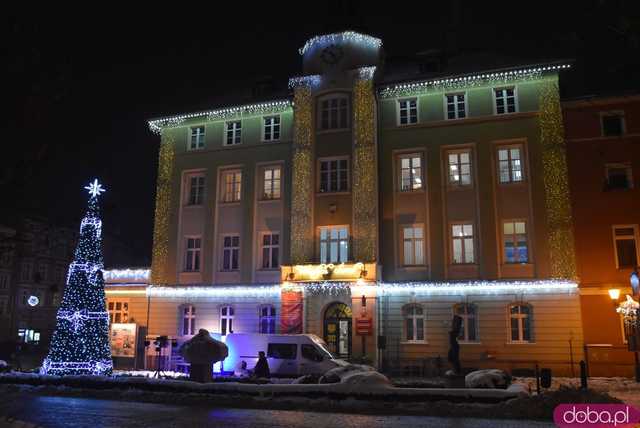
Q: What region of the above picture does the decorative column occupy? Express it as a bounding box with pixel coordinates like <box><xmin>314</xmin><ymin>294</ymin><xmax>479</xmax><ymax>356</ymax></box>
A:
<box><xmin>539</xmin><ymin>78</ymin><xmax>577</xmax><ymax>279</ymax></box>
<box><xmin>150</xmin><ymin>133</ymin><xmax>175</xmax><ymax>284</ymax></box>
<box><xmin>352</xmin><ymin>67</ymin><xmax>378</xmax><ymax>263</ymax></box>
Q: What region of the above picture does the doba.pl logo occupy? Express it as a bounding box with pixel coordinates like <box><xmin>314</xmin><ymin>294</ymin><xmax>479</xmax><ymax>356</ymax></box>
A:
<box><xmin>554</xmin><ymin>404</ymin><xmax>640</xmax><ymax>427</ymax></box>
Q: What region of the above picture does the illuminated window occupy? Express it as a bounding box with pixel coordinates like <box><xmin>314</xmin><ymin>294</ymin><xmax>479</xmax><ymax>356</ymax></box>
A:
<box><xmin>221</xmin><ymin>170</ymin><xmax>242</xmax><ymax>202</ymax></box>
<box><xmin>448</xmin><ymin>150</ymin><xmax>472</xmax><ymax>186</ymax></box>
<box><xmin>451</xmin><ymin>223</ymin><xmax>474</xmax><ymax>264</ymax></box>
<box><xmin>259</xmin><ymin>305</ymin><xmax>276</xmax><ymax>334</ymax></box>
<box><xmin>454</xmin><ymin>303</ymin><xmax>478</xmax><ymax>342</ymax></box>
<box><xmin>220</xmin><ymin>306</ymin><xmax>234</xmax><ymax>335</ymax></box>
<box><xmin>263</xmin><ymin>116</ymin><xmax>281</xmax><ymax>141</ymax></box>
<box><xmin>319</xmin><ymin>95</ymin><xmax>349</xmax><ymax>130</ymax></box>
<box><xmin>503</xmin><ymin>221</ymin><xmax>528</xmax><ymax>263</ymax></box>
<box><xmin>189</xmin><ymin>126</ymin><xmax>205</xmax><ymax>150</ymax></box>
<box><xmin>187</xmin><ymin>175</ymin><xmax>205</xmax><ymax>205</ymax></box>
<box><xmin>262</xmin><ymin>166</ymin><xmax>281</xmax><ymax>200</ymax></box>
<box><xmin>225</xmin><ymin>121</ymin><xmax>242</xmax><ymax>145</ymax></box>
<box><xmin>222</xmin><ymin>235</ymin><xmax>240</xmax><ymax>271</ymax></box>
<box><xmin>108</xmin><ymin>300</ymin><xmax>129</xmax><ymax>324</ymax></box>
<box><xmin>398</xmin><ymin>98</ymin><xmax>418</xmax><ymax>125</ymax></box>
<box><xmin>494</xmin><ymin>87</ymin><xmax>517</xmax><ymax>114</ymax></box>
<box><xmin>498</xmin><ymin>146</ymin><xmax>524</xmax><ymax>183</ymax></box>
<box><xmin>403</xmin><ymin>304</ymin><xmax>425</xmax><ymax>342</ymax></box>
<box><xmin>402</xmin><ymin>225</ymin><xmax>424</xmax><ymax>266</ymax></box>
<box><xmin>613</xmin><ymin>226</ymin><xmax>639</xmax><ymax>269</ymax></box>
<box><xmin>509</xmin><ymin>304</ymin><xmax>533</xmax><ymax>342</ymax></box>
<box><xmin>261</xmin><ymin>233</ymin><xmax>279</xmax><ymax>269</ymax></box>
<box><xmin>445</xmin><ymin>93</ymin><xmax>466</xmax><ymax>119</ymax></box>
<box><xmin>184</xmin><ymin>237</ymin><xmax>201</xmax><ymax>272</ymax></box>
<box><xmin>398</xmin><ymin>154</ymin><xmax>423</xmax><ymax>191</ymax></box>
<box><xmin>319</xmin><ymin>226</ymin><xmax>348</xmax><ymax>264</ymax></box>
<box><xmin>319</xmin><ymin>158</ymin><xmax>349</xmax><ymax>193</ymax></box>
<box><xmin>182</xmin><ymin>305</ymin><xmax>196</xmax><ymax>336</ymax></box>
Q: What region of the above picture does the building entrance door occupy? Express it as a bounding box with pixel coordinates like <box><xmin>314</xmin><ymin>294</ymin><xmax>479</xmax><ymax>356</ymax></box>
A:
<box><xmin>323</xmin><ymin>302</ymin><xmax>352</xmax><ymax>359</ymax></box>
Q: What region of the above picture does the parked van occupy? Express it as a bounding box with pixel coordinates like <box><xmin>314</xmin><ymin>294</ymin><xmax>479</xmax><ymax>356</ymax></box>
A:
<box><xmin>221</xmin><ymin>333</ymin><xmax>346</xmax><ymax>377</ymax></box>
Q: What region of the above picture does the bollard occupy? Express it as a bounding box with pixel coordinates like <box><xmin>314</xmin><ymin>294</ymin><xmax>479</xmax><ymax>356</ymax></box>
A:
<box><xmin>579</xmin><ymin>360</ymin><xmax>588</xmax><ymax>389</ymax></box>
<box><xmin>535</xmin><ymin>363</ymin><xmax>540</xmax><ymax>394</ymax></box>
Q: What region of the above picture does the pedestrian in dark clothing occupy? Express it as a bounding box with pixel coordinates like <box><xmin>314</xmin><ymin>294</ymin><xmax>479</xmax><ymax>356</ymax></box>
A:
<box><xmin>253</xmin><ymin>351</ymin><xmax>270</xmax><ymax>378</ymax></box>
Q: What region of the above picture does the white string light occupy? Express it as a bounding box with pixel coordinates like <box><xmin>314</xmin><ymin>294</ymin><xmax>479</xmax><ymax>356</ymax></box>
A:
<box><xmin>103</xmin><ymin>269</ymin><xmax>150</xmax><ymax>282</ymax></box>
<box><xmin>299</xmin><ymin>31</ymin><xmax>382</xmax><ymax>55</ymax></box>
<box><xmin>288</xmin><ymin>75</ymin><xmax>322</xmax><ymax>89</ymax></box>
<box><xmin>146</xmin><ymin>285</ymin><xmax>281</xmax><ymax>298</ymax></box>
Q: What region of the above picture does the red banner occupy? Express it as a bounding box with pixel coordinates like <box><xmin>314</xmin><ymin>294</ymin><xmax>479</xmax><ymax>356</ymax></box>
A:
<box><xmin>281</xmin><ymin>290</ymin><xmax>303</xmax><ymax>334</ymax></box>
<box><xmin>356</xmin><ymin>317</ymin><xmax>372</xmax><ymax>336</ymax></box>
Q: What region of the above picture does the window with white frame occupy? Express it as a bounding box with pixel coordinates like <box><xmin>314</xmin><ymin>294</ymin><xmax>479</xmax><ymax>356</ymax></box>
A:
<box><xmin>184</xmin><ymin>237</ymin><xmax>201</xmax><ymax>272</ymax></box>
<box><xmin>494</xmin><ymin>87</ymin><xmax>517</xmax><ymax>114</ymax></box>
<box><xmin>319</xmin><ymin>158</ymin><xmax>349</xmax><ymax>193</ymax></box>
<box><xmin>108</xmin><ymin>300</ymin><xmax>129</xmax><ymax>324</ymax></box>
<box><xmin>187</xmin><ymin>175</ymin><xmax>205</xmax><ymax>205</ymax></box>
<box><xmin>454</xmin><ymin>303</ymin><xmax>478</xmax><ymax>342</ymax></box>
<box><xmin>398</xmin><ymin>98</ymin><xmax>418</xmax><ymax>125</ymax></box>
<box><xmin>503</xmin><ymin>221</ymin><xmax>529</xmax><ymax>263</ymax></box>
<box><xmin>402</xmin><ymin>225</ymin><xmax>424</xmax><ymax>266</ymax></box>
<box><xmin>445</xmin><ymin>93</ymin><xmax>466</xmax><ymax>119</ymax></box>
<box><xmin>222</xmin><ymin>235</ymin><xmax>240</xmax><ymax>271</ymax></box>
<box><xmin>601</xmin><ymin>112</ymin><xmax>625</xmax><ymax>137</ymax></box>
<box><xmin>509</xmin><ymin>303</ymin><xmax>533</xmax><ymax>342</ymax></box>
<box><xmin>259</xmin><ymin>305</ymin><xmax>276</xmax><ymax>334</ymax></box>
<box><xmin>403</xmin><ymin>304</ymin><xmax>425</xmax><ymax>342</ymax></box>
<box><xmin>0</xmin><ymin>273</ymin><xmax>9</xmax><ymax>290</ymax></box>
<box><xmin>182</xmin><ymin>305</ymin><xmax>196</xmax><ymax>335</ymax></box>
<box><xmin>189</xmin><ymin>126</ymin><xmax>205</xmax><ymax>150</ymax></box>
<box><xmin>220</xmin><ymin>306</ymin><xmax>234</xmax><ymax>335</ymax></box>
<box><xmin>225</xmin><ymin>121</ymin><xmax>242</xmax><ymax>145</ymax></box>
<box><xmin>261</xmin><ymin>233</ymin><xmax>279</xmax><ymax>269</ymax></box>
<box><xmin>451</xmin><ymin>223</ymin><xmax>474</xmax><ymax>264</ymax></box>
<box><xmin>498</xmin><ymin>146</ymin><xmax>524</xmax><ymax>183</ymax></box>
<box><xmin>605</xmin><ymin>163</ymin><xmax>633</xmax><ymax>190</ymax></box>
<box><xmin>221</xmin><ymin>170</ymin><xmax>242</xmax><ymax>202</ymax></box>
<box><xmin>613</xmin><ymin>226</ymin><xmax>639</xmax><ymax>269</ymax></box>
<box><xmin>263</xmin><ymin>116</ymin><xmax>281</xmax><ymax>141</ymax></box>
<box><xmin>319</xmin><ymin>95</ymin><xmax>349</xmax><ymax>130</ymax></box>
<box><xmin>398</xmin><ymin>154</ymin><xmax>423</xmax><ymax>191</ymax></box>
<box><xmin>319</xmin><ymin>226</ymin><xmax>349</xmax><ymax>264</ymax></box>
<box><xmin>262</xmin><ymin>166</ymin><xmax>281</xmax><ymax>200</ymax></box>
<box><xmin>20</xmin><ymin>261</ymin><xmax>32</xmax><ymax>282</ymax></box>
<box><xmin>448</xmin><ymin>150</ymin><xmax>472</xmax><ymax>186</ymax></box>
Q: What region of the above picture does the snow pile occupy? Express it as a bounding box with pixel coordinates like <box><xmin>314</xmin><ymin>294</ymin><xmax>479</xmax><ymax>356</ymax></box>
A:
<box><xmin>113</xmin><ymin>370</ymin><xmax>188</xmax><ymax>379</ymax></box>
<box><xmin>465</xmin><ymin>369</ymin><xmax>511</xmax><ymax>389</ymax></box>
<box><xmin>319</xmin><ymin>364</ymin><xmax>375</xmax><ymax>384</ymax></box>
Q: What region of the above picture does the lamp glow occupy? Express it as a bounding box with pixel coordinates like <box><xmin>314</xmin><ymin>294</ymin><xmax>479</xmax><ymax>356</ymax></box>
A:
<box><xmin>608</xmin><ymin>288</ymin><xmax>621</xmax><ymax>301</ymax></box>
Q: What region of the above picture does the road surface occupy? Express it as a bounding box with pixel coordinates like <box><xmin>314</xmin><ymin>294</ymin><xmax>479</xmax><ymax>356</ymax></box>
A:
<box><xmin>0</xmin><ymin>395</ymin><xmax>553</xmax><ymax>428</ymax></box>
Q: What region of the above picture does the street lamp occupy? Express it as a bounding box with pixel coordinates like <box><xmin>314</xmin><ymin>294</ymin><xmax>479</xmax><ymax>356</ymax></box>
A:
<box><xmin>628</xmin><ymin>268</ymin><xmax>640</xmax><ymax>382</ymax></box>
<box><xmin>608</xmin><ymin>288</ymin><xmax>621</xmax><ymax>307</ymax></box>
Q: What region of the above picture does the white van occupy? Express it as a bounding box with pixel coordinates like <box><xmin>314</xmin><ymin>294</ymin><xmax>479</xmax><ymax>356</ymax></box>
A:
<box><xmin>222</xmin><ymin>333</ymin><xmax>346</xmax><ymax>377</ymax></box>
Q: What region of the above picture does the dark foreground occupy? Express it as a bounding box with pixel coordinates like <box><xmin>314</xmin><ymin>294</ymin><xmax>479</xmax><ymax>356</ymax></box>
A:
<box><xmin>0</xmin><ymin>395</ymin><xmax>553</xmax><ymax>428</ymax></box>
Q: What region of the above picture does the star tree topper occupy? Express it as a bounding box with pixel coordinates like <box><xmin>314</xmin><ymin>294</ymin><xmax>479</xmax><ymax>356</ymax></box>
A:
<box><xmin>84</xmin><ymin>179</ymin><xmax>106</xmax><ymax>198</ymax></box>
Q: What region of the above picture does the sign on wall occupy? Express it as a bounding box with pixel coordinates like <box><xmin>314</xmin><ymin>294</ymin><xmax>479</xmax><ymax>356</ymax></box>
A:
<box><xmin>110</xmin><ymin>323</ymin><xmax>137</xmax><ymax>358</ymax></box>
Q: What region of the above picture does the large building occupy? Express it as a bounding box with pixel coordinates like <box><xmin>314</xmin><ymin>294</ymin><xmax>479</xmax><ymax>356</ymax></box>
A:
<box><xmin>107</xmin><ymin>31</ymin><xmax>584</xmax><ymax>376</ymax></box>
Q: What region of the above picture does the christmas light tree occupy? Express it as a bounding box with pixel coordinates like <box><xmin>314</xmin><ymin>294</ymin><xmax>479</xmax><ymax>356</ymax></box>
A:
<box><xmin>41</xmin><ymin>179</ymin><xmax>113</xmax><ymax>376</ymax></box>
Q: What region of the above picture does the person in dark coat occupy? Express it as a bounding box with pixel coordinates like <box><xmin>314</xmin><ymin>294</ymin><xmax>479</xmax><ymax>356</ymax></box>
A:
<box><xmin>253</xmin><ymin>351</ymin><xmax>270</xmax><ymax>378</ymax></box>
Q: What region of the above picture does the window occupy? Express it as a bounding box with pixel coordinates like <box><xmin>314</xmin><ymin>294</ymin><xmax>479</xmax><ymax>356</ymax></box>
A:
<box><xmin>454</xmin><ymin>303</ymin><xmax>478</xmax><ymax>342</ymax></box>
<box><xmin>220</xmin><ymin>306</ymin><xmax>234</xmax><ymax>335</ymax></box>
<box><xmin>494</xmin><ymin>87</ymin><xmax>517</xmax><ymax>114</ymax></box>
<box><xmin>221</xmin><ymin>170</ymin><xmax>242</xmax><ymax>202</ymax></box>
<box><xmin>448</xmin><ymin>150</ymin><xmax>472</xmax><ymax>186</ymax></box>
<box><xmin>225</xmin><ymin>121</ymin><xmax>242</xmax><ymax>145</ymax></box>
<box><xmin>259</xmin><ymin>305</ymin><xmax>276</xmax><ymax>334</ymax></box>
<box><xmin>498</xmin><ymin>146</ymin><xmax>524</xmax><ymax>183</ymax></box>
<box><xmin>398</xmin><ymin>98</ymin><xmax>418</xmax><ymax>125</ymax></box>
<box><xmin>601</xmin><ymin>113</ymin><xmax>625</xmax><ymax>137</ymax></box>
<box><xmin>262</xmin><ymin>166</ymin><xmax>281</xmax><ymax>200</ymax></box>
<box><xmin>0</xmin><ymin>296</ymin><xmax>7</xmax><ymax>316</ymax></box>
<box><xmin>54</xmin><ymin>265</ymin><xmax>65</xmax><ymax>284</ymax></box>
<box><xmin>0</xmin><ymin>249</ymin><xmax>12</xmax><ymax>267</ymax></box>
<box><xmin>261</xmin><ymin>233</ymin><xmax>279</xmax><ymax>269</ymax></box>
<box><xmin>187</xmin><ymin>175</ymin><xmax>205</xmax><ymax>205</ymax></box>
<box><xmin>613</xmin><ymin>226</ymin><xmax>639</xmax><ymax>269</ymax></box>
<box><xmin>18</xmin><ymin>329</ymin><xmax>40</xmax><ymax>344</ymax></box>
<box><xmin>20</xmin><ymin>261</ymin><xmax>32</xmax><ymax>282</ymax></box>
<box><xmin>319</xmin><ymin>95</ymin><xmax>349</xmax><ymax>130</ymax></box>
<box><xmin>52</xmin><ymin>292</ymin><xmax>61</xmax><ymax>307</ymax></box>
<box><xmin>403</xmin><ymin>304</ymin><xmax>425</xmax><ymax>342</ymax></box>
<box><xmin>503</xmin><ymin>221</ymin><xmax>529</xmax><ymax>263</ymax></box>
<box><xmin>510</xmin><ymin>304</ymin><xmax>533</xmax><ymax>342</ymax></box>
<box><xmin>222</xmin><ymin>235</ymin><xmax>240</xmax><ymax>271</ymax></box>
<box><xmin>446</xmin><ymin>93</ymin><xmax>466</xmax><ymax>119</ymax></box>
<box><xmin>268</xmin><ymin>343</ymin><xmax>297</xmax><ymax>359</ymax></box>
<box><xmin>402</xmin><ymin>225</ymin><xmax>424</xmax><ymax>266</ymax></box>
<box><xmin>451</xmin><ymin>224</ymin><xmax>474</xmax><ymax>264</ymax></box>
<box><xmin>319</xmin><ymin>226</ymin><xmax>349</xmax><ymax>264</ymax></box>
<box><xmin>398</xmin><ymin>154</ymin><xmax>423</xmax><ymax>191</ymax></box>
<box><xmin>181</xmin><ymin>305</ymin><xmax>196</xmax><ymax>335</ymax></box>
<box><xmin>36</xmin><ymin>263</ymin><xmax>47</xmax><ymax>282</ymax></box>
<box><xmin>263</xmin><ymin>116</ymin><xmax>281</xmax><ymax>141</ymax></box>
<box><xmin>301</xmin><ymin>344</ymin><xmax>324</xmax><ymax>361</ymax></box>
<box><xmin>184</xmin><ymin>237</ymin><xmax>201</xmax><ymax>272</ymax></box>
<box><xmin>605</xmin><ymin>163</ymin><xmax>633</xmax><ymax>190</ymax></box>
<box><xmin>108</xmin><ymin>301</ymin><xmax>129</xmax><ymax>324</ymax></box>
<box><xmin>189</xmin><ymin>126</ymin><xmax>205</xmax><ymax>150</ymax></box>
<box><xmin>20</xmin><ymin>289</ymin><xmax>29</xmax><ymax>306</ymax></box>
<box><xmin>319</xmin><ymin>158</ymin><xmax>349</xmax><ymax>193</ymax></box>
<box><xmin>0</xmin><ymin>273</ymin><xmax>9</xmax><ymax>290</ymax></box>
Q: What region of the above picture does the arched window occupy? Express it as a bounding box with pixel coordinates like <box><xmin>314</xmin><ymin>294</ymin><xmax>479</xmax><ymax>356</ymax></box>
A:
<box><xmin>181</xmin><ymin>305</ymin><xmax>196</xmax><ymax>336</ymax></box>
<box><xmin>403</xmin><ymin>304</ymin><xmax>425</xmax><ymax>342</ymax></box>
<box><xmin>220</xmin><ymin>305</ymin><xmax>234</xmax><ymax>336</ymax></box>
<box><xmin>454</xmin><ymin>303</ymin><xmax>478</xmax><ymax>342</ymax></box>
<box><xmin>509</xmin><ymin>303</ymin><xmax>533</xmax><ymax>342</ymax></box>
<box><xmin>259</xmin><ymin>305</ymin><xmax>276</xmax><ymax>334</ymax></box>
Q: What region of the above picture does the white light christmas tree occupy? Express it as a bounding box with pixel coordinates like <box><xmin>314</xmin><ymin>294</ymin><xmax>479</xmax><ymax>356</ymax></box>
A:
<box><xmin>41</xmin><ymin>179</ymin><xmax>113</xmax><ymax>376</ymax></box>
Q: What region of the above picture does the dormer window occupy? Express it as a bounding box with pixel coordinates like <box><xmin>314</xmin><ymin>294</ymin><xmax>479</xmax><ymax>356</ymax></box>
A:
<box><xmin>319</xmin><ymin>95</ymin><xmax>349</xmax><ymax>130</ymax></box>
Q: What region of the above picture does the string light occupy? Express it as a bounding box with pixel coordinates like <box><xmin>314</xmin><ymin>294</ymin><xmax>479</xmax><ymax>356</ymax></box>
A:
<box><xmin>299</xmin><ymin>31</ymin><xmax>382</xmax><ymax>55</ymax></box>
<box><xmin>103</xmin><ymin>269</ymin><xmax>150</xmax><ymax>282</ymax></box>
<box><xmin>150</xmin><ymin>134</ymin><xmax>175</xmax><ymax>284</ymax></box>
<box><xmin>288</xmin><ymin>75</ymin><xmax>322</xmax><ymax>89</ymax></box>
<box><xmin>147</xmin><ymin>285</ymin><xmax>280</xmax><ymax>298</ymax></box>
<box><xmin>380</xmin><ymin>279</ymin><xmax>577</xmax><ymax>295</ymax></box>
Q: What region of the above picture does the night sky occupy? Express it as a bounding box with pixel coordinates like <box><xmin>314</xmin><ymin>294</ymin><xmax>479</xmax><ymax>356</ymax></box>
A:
<box><xmin>5</xmin><ymin>2</ymin><xmax>639</xmax><ymax>266</ymax></box>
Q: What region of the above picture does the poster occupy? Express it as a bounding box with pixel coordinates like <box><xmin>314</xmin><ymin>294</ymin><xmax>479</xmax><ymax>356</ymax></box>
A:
<box><xmin>110</xmin><ymin>323</ymin><xmax>137</xmax><ymax>358</ymax></box>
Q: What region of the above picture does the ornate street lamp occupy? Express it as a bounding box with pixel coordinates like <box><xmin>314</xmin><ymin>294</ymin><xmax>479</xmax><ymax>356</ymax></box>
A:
<box><xmin>617</xmin><ymin>268</ymin><xmax>640</xmax><ymax>382</ymax></box>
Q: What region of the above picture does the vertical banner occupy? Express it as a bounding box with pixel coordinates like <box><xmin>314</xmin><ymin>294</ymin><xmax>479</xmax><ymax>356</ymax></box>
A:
<box><xmin>281</xmin><ymin>290</ymin><xmax>303</xmax><ymax>334</ymax></box>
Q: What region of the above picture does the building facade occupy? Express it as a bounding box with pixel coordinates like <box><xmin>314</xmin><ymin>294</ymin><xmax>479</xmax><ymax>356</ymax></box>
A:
<box><xmin>107</xmin><ymin>32</ymin><xmax>583</xmax><ymax>376</ymax></box>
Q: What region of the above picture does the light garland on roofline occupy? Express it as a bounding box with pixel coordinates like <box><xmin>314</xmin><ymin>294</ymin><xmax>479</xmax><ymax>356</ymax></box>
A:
<box><xmin>148</xmin><ymin>100</ymin><xmax>292</xmax><ymax>134</ymax></box>
<box><xmin>380</xmin><ymin>279</ymin><xmax>577</xmax><ymax>295</ymax></box>
<box><xmin>146</xmin><ymin>285</ymin><xmax>281</xmax><ymax>298</ymax></box>
<box><xmin>103</xmin><ymin>268</ymin><xmax>150</xmax><ymax>282</ymax></box>
<box><xmin>299</xmin><ymin>31</ymin><xmax>382</xmax><ymax>55</ymax></box>
<box><xmin>288</xmin><ymin>74</ymin><xmax>322</xmax><ymax>89</ymax></box>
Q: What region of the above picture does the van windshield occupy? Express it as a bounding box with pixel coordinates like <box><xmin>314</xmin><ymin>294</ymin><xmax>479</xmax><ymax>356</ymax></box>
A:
<box><xmin>310</xmin><ymin>337</ymin><xmax>336</xmax><ymax>359</ymax></box>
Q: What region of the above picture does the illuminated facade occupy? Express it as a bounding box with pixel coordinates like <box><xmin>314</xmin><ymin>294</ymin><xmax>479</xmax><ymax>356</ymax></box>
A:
<box><xmin>109</xmin><ymin>32</ymin><xmax>584</xmax><ymax>375</ymax></box>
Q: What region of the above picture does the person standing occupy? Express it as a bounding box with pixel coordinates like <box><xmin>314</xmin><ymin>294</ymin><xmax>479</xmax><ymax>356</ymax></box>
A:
<box><xmin>253</xmin><ymin>351</ymin><xmax>270</xmax><ymax>378</ymax></box>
